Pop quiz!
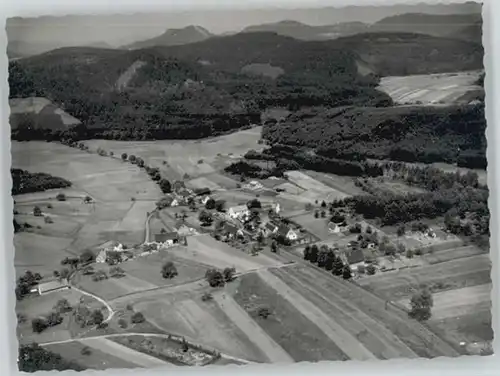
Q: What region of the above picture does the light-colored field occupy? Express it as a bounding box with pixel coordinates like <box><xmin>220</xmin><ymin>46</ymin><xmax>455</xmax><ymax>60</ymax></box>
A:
<box><xmin>290</xmin><ymin>213</ymin><xmax>331</xmax><ymax>239</ymax></box>
<box><xmin>84</xmin><ymin>127</ymin><xmax>264</xmax><ymax>181</ymax></box>
<box><xmin>12</xmin><ymin>141</ymin><xmax>163</xmax><ymax>278</ymax></box>
<box><xmin>14</xmin><ymin>232</ymin><xmax>75</xmax><ymax>278</ymax></box>
<box><xmin>186</xmin><ymin>176</ymin><xmax>222</xmax><ymax>191</ymax></box>
<box><xmin>134</xmin><ymin>293</ymin><xmax>268</xmax><ymax>362</ymax></box>
<box><xmin>285</xmin><ymin>170</ymin><xmax>349</xmax><ymax>201</ymax></box>
<box><xmin>302</xmin><ymin>171</ymin><xmax>365</xmax><ymax>196</ymax></box>
<box><xmin>212</xmin><ymin>292</ymin><xmax>293</xmax><ymax>363</ymax></box>
<box><xmin>81</xmin><ymin>337</ymin><xmax>168</xmax><ymax>368</ymax></box>
<box><xmin>358</xmin><ymin>254</ymin><xmax>491</xmax><ymax>301</ymax></box>
<box><xmin>46</xmin><ymin>341</ymin><xmax>139</xmax><ymax>369</ymax></box>
<box><xmin>398</xmin><ymin>284</ymin><xmax>491</xmax><ymax>321</ymax></box>
<box><xmin>377</xmin><ymin>71</ymin><xmax>483</xmax><ymax>105</ymax></box>
<box><xmin>171</xmin><ymin>234</ymin><xmax>282</xmax><ymax>273</ymax></box>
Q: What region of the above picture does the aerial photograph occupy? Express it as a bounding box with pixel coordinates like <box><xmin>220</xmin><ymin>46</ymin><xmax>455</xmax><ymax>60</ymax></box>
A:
<box><xmin>8</xmin><ymin>1</ymin><xmax>491</xmax><ymax>372</ymax></box>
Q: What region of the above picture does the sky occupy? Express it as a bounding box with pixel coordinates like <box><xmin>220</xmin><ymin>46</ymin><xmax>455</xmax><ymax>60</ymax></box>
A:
<box><xmin>7</xmin><ymin>2</ymin><xmax>482</xmax><ymax>48</ymax></box>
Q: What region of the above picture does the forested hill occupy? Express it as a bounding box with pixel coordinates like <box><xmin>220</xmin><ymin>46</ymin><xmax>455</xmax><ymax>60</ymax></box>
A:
<box><xmin>9</xmin><ymin>33</ymin><xmax>389</xmax><ymax>141</ymax></box>
<box><xmin>262</xmin><ymin>103</ymin><xmax>487</xmax><ymax>170</ymax></box>
<box><xmin>9</xmin><ymin>31</ymin><xmax>483</xmax><ymax>144</ymax></box>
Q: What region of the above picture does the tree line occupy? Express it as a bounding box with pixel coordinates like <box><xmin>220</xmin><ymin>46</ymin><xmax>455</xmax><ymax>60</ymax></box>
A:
<box><xmin>11</xmin><ymin>168</ymin><xmax>72</xmax><ymax>195</ymax></box>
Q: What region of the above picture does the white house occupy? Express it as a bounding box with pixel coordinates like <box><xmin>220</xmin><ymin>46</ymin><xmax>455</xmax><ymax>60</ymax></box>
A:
<box><xmin>96</xmin><ymin>249</ymin><xmax>107</xmax><ymax>263</ymax></box>
<box><xmin>328</xmin><ymin>222</ymin><xmax>340</xmax><ymax>234</ymax></box>
<box><xmin>31</xmin><ymin>279</ymin><xmax>70</xmax><ymax>295</ymax></box>
<box><xmin>278</xmin><ymin>225</ymin><xmax>298</xmax><ymax>241</ymax></box>
<box><xmin>228</xmin><ymin>205</ymin><xmax>250</xmax><ymax>221</ymax></box>
<box><xmin>201</xmin><ymin>196</ymin><xmax>212</xmax><ymax>205</ymax></box>
<box><xmin>272</xmin><ymin>203</ymin><xmax>281</xmax><ymax>214</ymax></box>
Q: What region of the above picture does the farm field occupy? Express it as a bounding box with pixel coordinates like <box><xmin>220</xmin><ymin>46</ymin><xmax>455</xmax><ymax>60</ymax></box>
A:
<box><xmin>285</xmin><ymin>170</ymin><xmax>350</xmax><ymax>201</ymax></box>
<box><xmin>232</xmin><ymin>272</ymin><xmax>349</xmax><ymax>362</ymax></box>
<box><xmin>132</xmin><ymin>291</ymin><xmax>269</xmax><ymax>362</ymax></box>
<box><xmin>84</xmin><ymin>127</ymin><xmax>264</xmax><ymax>182</ymax></box>
<box><xmin>357</xmin><ymin>254</ymin><xmax>491</xmax><ymax>301</ymax></box>
<box><xmin>170</xmin><ymin>234</ymin><xmax>282</xmax><ymax>272</ymax></box>
<box><xmin>45</xmin><ymin>341</ymin><xmax>139</xmax><ymax>370</ymax></box>
<box><xmin>397</xmin><ymin>284</ymin><xmax>491</xmax><ymax>321</ymax></box>
<box><xmin>12</xmin><ymin>141</ymin><xmax>162</xmax><ymax>278</ymax></box>
<box><xmin>80</xmin><ymin>337</ymin><xmax>169</xmax><ymax>368</ymax></box>
<box><xmin>377</xmin><ymin>70</ymin><xmax>483</xmax><ymax>105</ymax></box>
<box><xmin>288</xmin><ymin>212</ymin><xmax>332</xmax><ymax>240</ymax></box>
<box><xmin>302</xmin><ymin>170</ymin><xmax>365</xmax><ymax>196</ymax></box>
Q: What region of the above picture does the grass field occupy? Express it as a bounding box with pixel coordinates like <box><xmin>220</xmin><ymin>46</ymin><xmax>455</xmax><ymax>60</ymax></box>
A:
<box><xmin>289</xmin><ymin>212</ymin><xmax>331</xmax><ymax>240</ymax></box>
<box><xmin>233</xmin><ymin>272</ymin><xmax>349</xmax><ymax>362</ymax></box>
<box><xmin>170</xmin><ymin>234</ymin><xmax>282</xmax><ymax>272</ymax></box>
<box><xmin>285</xmin><ymin>170</ymin><xmax>350</xmax><ymax>201</ymax></box>
<box><xmin>377</xmin><ymin>70</ymin><xmax>483</xmax><ymax>105</ymax></box>
<box><xmin>12</xmin><ymin>141</ymin><xmax>163</xmax><ymax>279</ymax></box>
<box><xmin>302</xmin><ymin>171</ymin><xmax>365</xmax><ymax>196</ymax></box>
<box><xmin>84</xmin><ymin>127</ymin><xmax>264</xmax><ymax>183</ymax></box>
<box><xmin>45</xmin><ymin>341</ymin><xmax>139</xmax><ymax>369</ymax></box>
<box><xmin>358</xmin><ymin>254</ymin><xmax>491</xmax><ymax>301</ymax></box>
<box><xmin>133</xmin><ymin>292</ymin><xmax>269</xmax><ymax>362</ymax></box>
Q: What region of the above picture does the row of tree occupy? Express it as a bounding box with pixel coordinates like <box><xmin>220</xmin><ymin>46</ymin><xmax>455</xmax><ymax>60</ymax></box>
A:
<box><xmin>303</xmin><ymin>245</ymin><xmax>352</xmax><ymax>280</ymax></box>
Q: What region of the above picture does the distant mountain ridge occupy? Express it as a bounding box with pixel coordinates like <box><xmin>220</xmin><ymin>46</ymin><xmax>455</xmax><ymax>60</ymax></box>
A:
<box><xmin>123</xmin><ymin>25</ymin><xmax>212</xmax><ymax>49</ymax></box>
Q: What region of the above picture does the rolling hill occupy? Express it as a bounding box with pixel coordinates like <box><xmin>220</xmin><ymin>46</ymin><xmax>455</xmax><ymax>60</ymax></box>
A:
<box><xmin>124</xmin><ymin>25</ymin><xmax>212</xmax><ymax>50</ymax></box>
<box><xmin>371</xmin><ymin>12</ymin><xmax>482</xmax><ymax>40</ymax></box>
<box><xmin>8</xmin><ymin>33</ymin><xmax>389</xmax><ymax>141</ymax></box>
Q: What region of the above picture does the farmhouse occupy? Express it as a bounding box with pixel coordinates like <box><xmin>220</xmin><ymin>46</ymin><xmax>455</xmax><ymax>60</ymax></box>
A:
<box><xmin>343</xmin><ymin>248</ymin><xmax>365</xmax><ymax>266</ymax></box>
<box><xmin>96</xmin><ymin>249</ymin><xmax>107</xmax><ymax>263</ymax></box>
<box><xmin>228</xmin><ymin>205</ymin><xmax>251</xmax><ymax>221</ymax></box>
<box><xmin>223</xmin><ymin>222</ymin><xmax>244</xmax><ymax>239</ymax></box>
<box><xmin>155</xmin><ymin>231</ymin><xmax>187</xmax><ymax>246</ymax></box>
<box><xmin>201</xmin><ymin>196</ymin><xmax>212</xmax><ymax>205</ymax></box>
<box><xmin>31</xmin><ymin>279</ymin><xmax>70</xmax><ymax>295</ymax></box>
<box><xmin>263</xmin><ymin>221</ymin><xmax>279</xmax><ymax>237</ymax></box>
<box><xmin>163</xmin><ymin>195</ymin><xmax>179</xmax><ymax>207</ymax></box>
<box><xmin>278</xmin><ymin>224</ymin><xmax>298</xmax><ymax>241</ymax></box>
<box><xmin>328</xmin><ymin>222</ymin><xmax>341</xmax><ymax>234</ymax></box>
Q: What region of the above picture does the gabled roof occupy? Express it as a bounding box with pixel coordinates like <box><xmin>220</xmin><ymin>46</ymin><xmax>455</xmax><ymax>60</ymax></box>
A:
<box><xmin>37</xmin><ymin>279</ymin><xmax>69</xmax><ymax>293</ymax></box>
<box><xmin>265</xmin><ymin>222</ymin><xmax>278</xmax><ymax>232</ymax></box>
<box><xmin>155</xmin><ymin>232</ymin><xmax>179</xmax><ymax>242</ymax></box>
<box><xmin>278</xmin><ymin>224</ymin><xmax>291</xmax><ymax>236</ymax></box>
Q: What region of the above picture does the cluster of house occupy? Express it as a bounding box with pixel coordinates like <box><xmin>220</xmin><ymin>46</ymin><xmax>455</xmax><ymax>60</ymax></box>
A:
<box><xmin>161</xmin><ymin>182</ymin><xmax>213</xmax><ymax>208</ymax></box>
<box><xmin>96</xmin><ymin>241</ymin><xmax>130</xmax><ymax>264</ymax></box>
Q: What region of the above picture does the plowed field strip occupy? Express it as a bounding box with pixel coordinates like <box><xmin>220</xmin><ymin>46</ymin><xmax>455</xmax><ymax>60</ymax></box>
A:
<box><xmin>257</xmin><ymin>269</ymin><xmax>376</xmax><ymax>361</ymax></box>
<box><xmin>272</xmin><ymin>268</ymin><xmax>417</xmax><ymax>359</ymax></box>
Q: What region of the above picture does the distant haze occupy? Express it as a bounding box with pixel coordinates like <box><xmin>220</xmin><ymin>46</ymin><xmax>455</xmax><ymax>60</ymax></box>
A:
<box><xmin>7</xmin><ymin>2</ymin><xmax>481</xmax><ymax>50</ymax></box>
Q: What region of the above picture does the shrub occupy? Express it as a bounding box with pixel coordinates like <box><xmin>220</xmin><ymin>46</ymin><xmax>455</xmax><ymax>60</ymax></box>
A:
<box><xmin>406</xmin><ymin>249</ymin><xmax>414</xmax><ymax>258</ymax></box>
<box><xmin>161</xmin><ymin>261</ymin><xmax>178</xmax><ymax>279</ymax></box>
<box><xmin>205</xmin><ymin>269</ymin><xmax>225</xmax><ymax>287</ymax></box>
<box><xmin>223</xmin><ymin>267</ymin><xmax>236</xmax><ymax>282</ymax></box>
<box><xmin>47</xmin><ymin>204</ymin><xmax>53</xmax><ymax>209</ymax></box>
<box><xmin>56</xmin><ymin>193</ymin><xmax>66</xmax><ymax>202</ymax></box>
<box><xmin>81</xmin><ymin>346</ymin><xmax>92</xmax><ymax>356</ymax></box>
<box><xmin>131</xmin><ymin>312</ymin><xmax>145</xmax><ymax>324</ymax></box>
<box><xmin>33</xmin><ymin>206</ymin><xmax>42</xmax><ymax>217</ymax></box>
<box><xmin>44</xmin><ymin>216</ymin><xmax>53</xmax><ymax>224</ymax></box>
<box><xmin>91</xmin><ymin>310</ymin><xmax>104</xmax><ymax>326</ymax></box>
<box><xmin>366</xmin><ymin>264</ymin><xmax>376</xmax><ymax>275</ymax></box>
<box><xmin>357</xmin><ymin>264</ymin><xmax>366</xmax><ymax>274</ymax></box>
<box><xmin>257</xmin><ymin>307</ymin><xmax>271</xmax><ymax>319</ymax></box>
<box><xmin>201</xmin><ymin>292</ymin><xmax>213</xmax><ymax>301</ymax></box>
<box><xmin>31</xmin><ymin>318</ymin><xmax>47</xmax><ymax>333</ymax></box>
<box><xmin>408</xmin><ymin>289</ymin><xmax>433</xmax><ymax>321</ymax></box>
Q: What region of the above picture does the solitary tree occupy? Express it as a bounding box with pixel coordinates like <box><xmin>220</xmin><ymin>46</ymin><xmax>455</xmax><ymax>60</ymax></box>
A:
<box><xmin>33</xmin><ymin>206</ymin><xmax>42</xmax><ymax>217</ymax></box>
<box><xmin>131</xmin><ymin>312</ymin><xmax>145</xmax><ymax>324</ymax></box>
<box><xmin>408</xmin><ymin>288</ymin><xmax>433</xmax><ymax>321</ymax></box>
<box><xmin>199</xmin><ymin>210</ymin><xmax>213</xmax><ymax>226</ymax></box>
<box><xmin>271</xmin><ymin>241</ymin><xmax>278</xmax><ymax>253</ymax></box>
<box><xmin>397</xmin><ymin>225</ymin><xmax>406</xmax><ymax>237</ymax></box>
<box><xmin>121</xmin><ymin>153</ymin><xmax>128</xmax><ymax>161</ymax></box>
<box><xmin>56</xmin><ymin>193</ymin><xmax>66</xmax><ymax>202</ymax></box>
<box><xmin>161</xmin><ymin>261</ymin><xmax>178</xmax><ymax>279</ymax></box>
<box><xmin>128</xmin><ymin>155</ymin><xmax>137</xmax><ymax>164</ymax></box>
<box><xmin>332</xmin><ymin>256</ymin><xmax>345</xmax><ymax>276</ymax></box>
<box><xmin>205</xmin><ymin>198</ymin><xmax>216</xmax><ymax>210</ymax></box>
